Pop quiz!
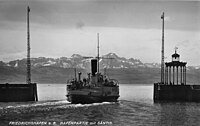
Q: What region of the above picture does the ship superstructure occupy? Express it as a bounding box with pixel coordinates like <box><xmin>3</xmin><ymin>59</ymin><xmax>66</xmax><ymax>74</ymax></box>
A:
<box><xmin>66</xmin><ymin>34</ymin><xmax>119</xmax><ymax>104</ymax></box>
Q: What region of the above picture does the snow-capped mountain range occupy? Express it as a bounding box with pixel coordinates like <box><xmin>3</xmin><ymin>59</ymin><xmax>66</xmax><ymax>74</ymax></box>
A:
<box><xmin>0</xmin><ymin>52</ymin><xmax>199</xmax><ymax>70</ymax></box>
<box><xmin>0</xmin><ymin>53</ymin><xmax>199</xmax><ymax>84</ymax></box>
<box><xmin>0</xmin><ymin>53</ymin><xmax>161</xmax><ymax>69</ymax></box>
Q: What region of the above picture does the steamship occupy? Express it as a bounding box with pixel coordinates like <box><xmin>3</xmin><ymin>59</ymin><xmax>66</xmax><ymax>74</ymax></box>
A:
<box><xmin>66</xmin><ymin>34</ymin><xmax>120</xmax><ymax>104</ymax></box>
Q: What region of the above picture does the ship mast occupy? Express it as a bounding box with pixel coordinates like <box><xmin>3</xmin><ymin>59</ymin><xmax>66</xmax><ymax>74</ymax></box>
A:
<box><xmin>27</xmin><ymin>6</ymin><xmax>31</xmax><ymax>84</ymax></box>
<box><xmin>97</xmin><ymin>33</ymin><xmax>100</xmax><ymax>73</ymax></box>
<box><xmin>161</xmin><ymin>12</ymin><xmax>165</xmax><ymax>84</ymax></box>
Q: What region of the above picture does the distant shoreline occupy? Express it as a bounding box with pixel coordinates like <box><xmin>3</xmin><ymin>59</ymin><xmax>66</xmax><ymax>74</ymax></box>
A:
<box><xmin>0</xmin><ymin>67</ymin><xmax>199</xmax><ymax>85</ymax></box>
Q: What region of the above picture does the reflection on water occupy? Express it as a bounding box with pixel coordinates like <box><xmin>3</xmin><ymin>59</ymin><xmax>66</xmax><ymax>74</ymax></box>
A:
<box><xmin>159</xmin><ymin>103</ymin><xmax>188</xmax><ymax>125</ymax></box>
<box><xmin>0</xmin><ymin>84</ymin><xmax>200</xmax><ymax>126</ymax></box>
<box><xmin>119</xmin><ymin>84</ymin><xmax>153</xmax><ymax>104</ymax></box>
<box><xmin>37</xmin><ymin>84</ymin><xmax>66</xmax><ymax>101</ymax></box>
<box><xmin>156</xmin><ymin>102</ymin><xmax>200</xmax><ymax>125</ymax></box>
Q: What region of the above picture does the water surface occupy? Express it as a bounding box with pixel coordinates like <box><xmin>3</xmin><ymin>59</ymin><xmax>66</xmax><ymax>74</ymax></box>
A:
<box><xmin>0</xmin><ymin>84</ymin><xmax>200</xmax><ymax>126</ymax></box>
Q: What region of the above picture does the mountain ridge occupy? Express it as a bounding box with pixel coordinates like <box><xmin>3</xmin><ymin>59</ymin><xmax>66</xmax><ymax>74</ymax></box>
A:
<box><xmin>0</xmin><ymin>53</ymin><xmax>199</xmax><ymax>84</ymax></box>
<box><xmin>0</xmin><ymin>53</ymin><xmax>166</xmax><ymax>69</ymax></box>
<box><xmin>1</xmin><ymin>52</ymin><xmax>199</xmax><ymax>69</ymax></box>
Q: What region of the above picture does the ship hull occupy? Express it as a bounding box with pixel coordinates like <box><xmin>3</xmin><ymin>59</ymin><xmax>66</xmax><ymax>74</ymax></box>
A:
<box><xmin>67</xmin><ymin>94</ymin><xmax>119</xmax><ymax>104</ymax></box>
<box><xmin>0</xmin><ymin>83</ymin><xmax>38</xmax><ymax>102</ymax></box>
<box><xmin>154</xmin><ymin>84</ymin><xmax>200</xmax><ymax>102</ymax></box>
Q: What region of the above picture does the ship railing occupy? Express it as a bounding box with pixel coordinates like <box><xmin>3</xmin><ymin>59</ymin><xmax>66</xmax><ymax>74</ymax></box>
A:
<box><xmin>66</xmin><ymin>79</ymin><xmax>78</xmax><ymax>90</ymax></box>
<box><xmin>67</xmin><ymin>79</ymin><xmax>73</xmax><ymax>84</ymax></box>
<box><xmin>108</xmin><ymin>79</ymin><xmax>119</xmax><ymax>86</ymax></box>
<box><xmin>154</xmin><ymin>82</ymin><xmax>165</xmax><ymax>85</ymax></box>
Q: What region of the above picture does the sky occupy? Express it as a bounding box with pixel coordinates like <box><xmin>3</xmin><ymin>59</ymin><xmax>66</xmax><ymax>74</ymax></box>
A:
<box><xmin>0</xmin><ymin>0</ymin><xmax>199</xmax><ymax>66</ymax></box>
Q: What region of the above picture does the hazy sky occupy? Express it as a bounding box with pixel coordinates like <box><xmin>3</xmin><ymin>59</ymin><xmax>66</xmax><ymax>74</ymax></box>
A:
<box><xmin>0</xmin><ymin>0</ymin><xmax>199</xmax><ymax>65</ymax></box>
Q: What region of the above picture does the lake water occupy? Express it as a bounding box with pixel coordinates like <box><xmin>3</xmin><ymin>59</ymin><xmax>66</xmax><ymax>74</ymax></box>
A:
<box><xmin>0</xmin><ymin>84</ymin><xmax>200</xmax><ymax>126</ymax></box>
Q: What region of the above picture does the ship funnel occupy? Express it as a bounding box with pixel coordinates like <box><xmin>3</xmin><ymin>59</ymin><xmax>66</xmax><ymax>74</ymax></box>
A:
<box><xmin>91</xmin><ymin>59</ymin><xmax>97</xmax><ymax>76</ymax></box>
<box><xmin>78</xmin><ymin>72</ymin><xmax>82</xmax><ymax>82</ymax></box>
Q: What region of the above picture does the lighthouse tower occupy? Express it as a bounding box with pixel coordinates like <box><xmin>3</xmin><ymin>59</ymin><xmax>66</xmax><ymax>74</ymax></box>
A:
<box><xmin>165</xmin><ymin>49</ymin><xmax>187</xmax><ymax>85</ymax></box>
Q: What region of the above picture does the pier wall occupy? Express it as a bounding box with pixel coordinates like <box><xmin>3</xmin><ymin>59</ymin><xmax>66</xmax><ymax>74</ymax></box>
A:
<box><xmin>154</xmin><ymin>84</ymin><xmax>200</xmax><ymax>102</ymax></box>
<box><xmin>0</xmin><ymin>83</ymin><xmax>38</xmax><ymax>102</ymax></box>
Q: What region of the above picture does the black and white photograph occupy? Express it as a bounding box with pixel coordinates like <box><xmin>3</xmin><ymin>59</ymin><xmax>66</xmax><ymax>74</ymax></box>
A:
<box><xmin>0</xmin><ymin>0</ymin><xmax>200</xmax><ymax>125</ymax></box>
